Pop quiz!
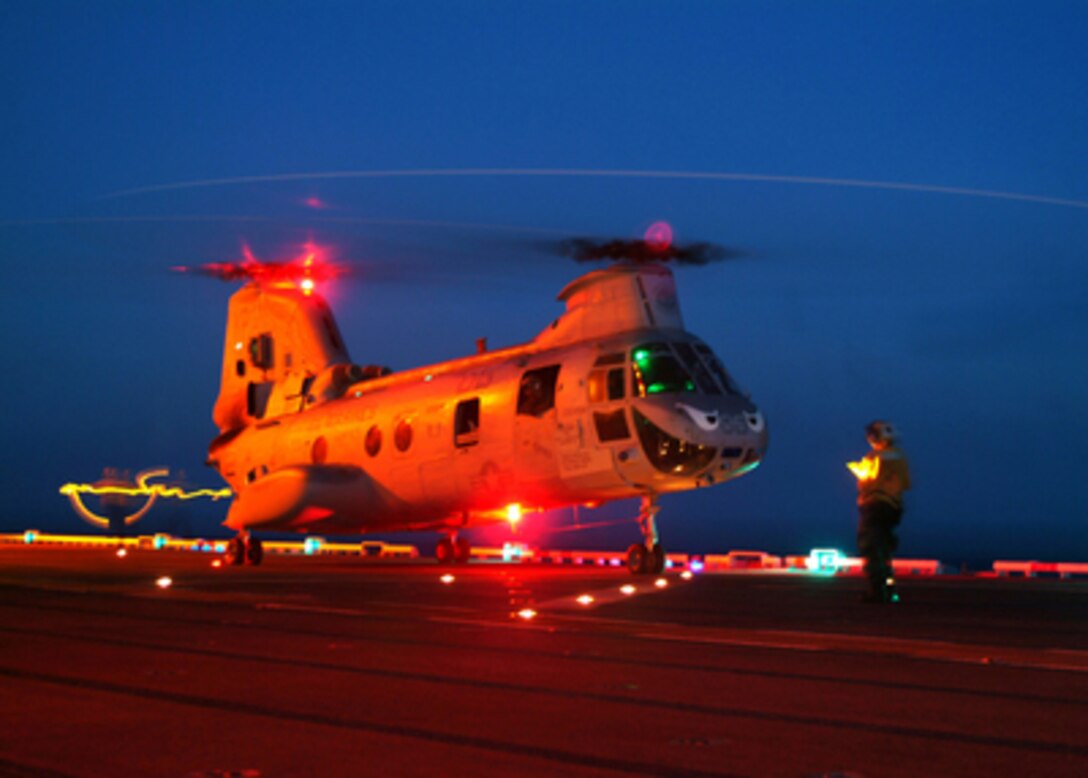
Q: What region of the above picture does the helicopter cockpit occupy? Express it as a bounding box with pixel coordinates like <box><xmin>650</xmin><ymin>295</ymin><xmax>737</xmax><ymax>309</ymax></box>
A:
<box><xmin>585</xmin><ymin>336</ymin><xmax>766</xmax><ymax>484</ymax></box>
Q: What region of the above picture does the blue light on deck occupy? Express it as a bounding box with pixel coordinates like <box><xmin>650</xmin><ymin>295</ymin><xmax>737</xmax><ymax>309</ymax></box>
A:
<box><xmin>303</xmin><ymin>537</ymin><xmax>322</xmax><ymax>555</ymax></box>
<box><xmin>23</xmin><ymin>530</ymin><xmax>38</xmax><ymax>544</ymax></box>
<box><xmin>689</xmin><ymin>559</ymin><xmax>704</xmax><ymax>573</ymax></box>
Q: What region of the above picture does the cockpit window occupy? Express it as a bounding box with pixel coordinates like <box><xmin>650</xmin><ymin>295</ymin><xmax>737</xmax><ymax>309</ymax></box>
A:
<box><xmin>517</xmin><ymin>365</ymin><xmax>560</xmax><ymax>417</ymax></box>
<box><xmin>631</xmin><ymin>343</ymin><xmax>695</xmax><ymax>397</ymax></box>
<box><xmin>673</xmin><ymin>342</ymin><xmax>721</xmax><ymax>395</ymax></box>
<box><xmin>633</xmin><ymin>409</ymin><xmax>716</xmax><ymax>475</ymax></box>
<box><xmin>695</xmin><ymin>343</ymin><xmax>745</xmax><ymax>398</ymax></box>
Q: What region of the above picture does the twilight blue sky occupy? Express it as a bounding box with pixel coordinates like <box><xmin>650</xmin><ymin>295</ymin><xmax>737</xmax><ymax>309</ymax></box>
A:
<box><xmin>1</xmin><ymin>1</ymin><xmax>1085</xmax><ymax>562</ymax></box>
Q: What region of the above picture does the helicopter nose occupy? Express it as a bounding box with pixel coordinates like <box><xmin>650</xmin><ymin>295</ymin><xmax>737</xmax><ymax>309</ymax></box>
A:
<box><xmin>710</xmin><ymin>404</ymin><xmax>767</xmax><ymax>473</ymax></box>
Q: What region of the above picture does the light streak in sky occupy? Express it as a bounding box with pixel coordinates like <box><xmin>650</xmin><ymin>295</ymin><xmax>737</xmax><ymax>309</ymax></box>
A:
<box><xmin>103</xmin><ymin>168</ymin><xmax>1088</xmax><ymax>210</ymax></box>
<box><xmin>59</xmin><ymin>468</ymin><xmax>232</xmax><ymax>529</ymax></box>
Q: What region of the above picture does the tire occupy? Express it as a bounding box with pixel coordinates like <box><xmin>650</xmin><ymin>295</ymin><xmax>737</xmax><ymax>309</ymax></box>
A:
<box><xmin>225</xmin><ymin>537</ymin><xmax>246</xmax><ymax>566</ymax></box>
<box><xmin>626</xmin><ymin>543</ymin><xmax>647</xmax><ymax>575</ymax></box>
<box><xmin>245</xmin><ymin>538</ymin><xmax>264</xmax><ymax>566</ymax></box>
<box><xmin>435</xmin><ymin>537</ymin><xmax>454</xmax><ymax>564</ymax></box>
<box><xmin>453</xmin><ymin>537</ymin><xmax>471</xmax><ymax>564</ymax></box>
<box><xmin>649</xmin><ymin>543</ymin><xmax>666</xmax><ymax>575</ymax></box>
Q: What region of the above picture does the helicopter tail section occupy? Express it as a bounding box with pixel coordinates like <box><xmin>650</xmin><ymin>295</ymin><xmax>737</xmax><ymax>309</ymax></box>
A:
<box><xmin>213</xmin><ymin>285</ymin><xmax>351</xmax><ymax>433</ymax></box>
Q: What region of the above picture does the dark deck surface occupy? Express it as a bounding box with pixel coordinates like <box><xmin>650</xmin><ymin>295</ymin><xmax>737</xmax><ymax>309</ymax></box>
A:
<box><xmin>1</xmin><ymin>546</ymin><xmax>1086</xmax><ymax>777</ymax></box>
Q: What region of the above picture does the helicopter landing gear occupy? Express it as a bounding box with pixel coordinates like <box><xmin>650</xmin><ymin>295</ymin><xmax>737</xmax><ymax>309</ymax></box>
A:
<box><xmin>436</xmin><ymin>534</ymin><xmax>471</xmax><ymax>565</ymax></box>
<box><xmin>626</xmin><ymin>495</ymin><xmax>665</xmax><ymax>575</ymax></box>
<box><xmin>225</xmin><ymin>534</ymin><xmax>263</xmax><ymax>566</ymax></box>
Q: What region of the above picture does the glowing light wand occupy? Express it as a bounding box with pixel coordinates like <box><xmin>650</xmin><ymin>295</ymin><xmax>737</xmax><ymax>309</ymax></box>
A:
<box><xmin>59</xmin><ymin>468</ymin><xmax>232</xmax><ymax>529</ymax></box>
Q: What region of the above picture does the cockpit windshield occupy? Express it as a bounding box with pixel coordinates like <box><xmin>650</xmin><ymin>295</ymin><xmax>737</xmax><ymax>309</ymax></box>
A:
<box><xmin>694</xmin><ymin>343</ymin><xmax>745</xmax><ymax>397</ymax></box>
<box><xmin>630</xmin><ymin>341</ymin><xmax>745</xmax><ymax>398</ymax></box>
<box><xmin>631</xmin><ymin>343</ymin><xmax>695</xmax><ymax>396</ymax></box>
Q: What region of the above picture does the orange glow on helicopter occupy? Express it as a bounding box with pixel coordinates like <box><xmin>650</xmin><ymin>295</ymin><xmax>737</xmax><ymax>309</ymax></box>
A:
<box><xmin>846</xmin><ymin>455</ymin><xmax>880</xmax><ymax>482</ymax></box>
<box><xmin>505</xmin><ymin>503</ymin><xmax>523</xmax><ymax>526</ymax></box>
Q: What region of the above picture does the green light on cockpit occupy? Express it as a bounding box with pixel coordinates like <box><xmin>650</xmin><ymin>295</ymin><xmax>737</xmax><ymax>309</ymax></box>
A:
<box><xmin>685</xmin><ymin>381</ymin><xmax>695</xmax><ymax>391</ymax></box>
<box><xmin>646</xmin><ymin>382</ymin><xmax>666</xmax><ymax>394</ymax></box>
<box><xmin>634</xmin><ymin>349</ymin><xmax>650</xmax><ymax>365</ymax></box>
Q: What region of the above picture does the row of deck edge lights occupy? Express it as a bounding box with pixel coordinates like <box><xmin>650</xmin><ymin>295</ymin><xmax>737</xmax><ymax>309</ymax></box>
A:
<box><xmin>16</xmin><ymin>532</ymin><xmax>1085</xmax><ymax>577</ymax></box>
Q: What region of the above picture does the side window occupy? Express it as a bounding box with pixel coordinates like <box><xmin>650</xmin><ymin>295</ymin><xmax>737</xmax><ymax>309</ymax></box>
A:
<box><xmin>454</xmin><ymin>398</ymin><xmax>480</xmax><ymax>448</ymax></box>
<box><xmin>395</xmin><ymin>419</ymin><xmax>413</xmax><ymax>452</ymax></box>
<box><xmin>247</xmin><ymin>381</ymin><xmax>273</xmax><ymax>419</ymax></box>
<box><xmin>249</xmin><ymin>333</ymin><xmax>274</xmax><ymax>369</ymax></box>
<box><xmin>587</xmin><ymin>370</ymin><xmax>607</xmax><ymax>403</ymax></box>
<box><xmin>607</xmin><ymin>368</ymin><xmax>625</xmax><ymax>400</ymax></box>
<box><xmin>365</xmin><ymin>425</ymin><xmax>382</xmax><ymax>457</ymax></box>
<box><xmin>517</xmin><ymin>365</ymin><xmax>560</xmax><ymax>418</ymax></box>
<box><xmin>589</xmin><ymin>366</ymin><xmax>626</xmax><ymax>403</ymax></box>
<box><xmin>594</xmin><ymin>409</ymin><xmax>630</xmax><ymax>442</ymax></box>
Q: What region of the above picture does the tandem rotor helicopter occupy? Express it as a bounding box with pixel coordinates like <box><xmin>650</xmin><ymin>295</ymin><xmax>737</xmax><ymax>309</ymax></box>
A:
<box><xmin>179</xmin><ymin>222</ymin><xmax>768</xmax><ymax>574</ymax></box>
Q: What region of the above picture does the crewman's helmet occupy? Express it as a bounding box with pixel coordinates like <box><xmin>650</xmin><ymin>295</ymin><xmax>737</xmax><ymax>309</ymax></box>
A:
<box><xmin>866</xmin><ymin>420</ymin><xmax>898</xmax><ymax>446</ymax></box>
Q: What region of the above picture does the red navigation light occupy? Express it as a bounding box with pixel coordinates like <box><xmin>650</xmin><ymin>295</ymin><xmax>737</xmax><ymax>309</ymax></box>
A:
<box><xmin>175</xmin><ymin>240</ymin><xmax>346</xmax><ymax>294</ymax></box>
<box><xmin>644</xmin><ymin>221</ymin><xmax>673</xmax><ymax>253</ymax></box>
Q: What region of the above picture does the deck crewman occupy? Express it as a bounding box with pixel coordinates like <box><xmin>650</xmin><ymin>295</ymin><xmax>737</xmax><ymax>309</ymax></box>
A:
<box><xmin>847</xmin><ymin>420</ymin><xmax>912</xmax><ymax>603</ymax></box>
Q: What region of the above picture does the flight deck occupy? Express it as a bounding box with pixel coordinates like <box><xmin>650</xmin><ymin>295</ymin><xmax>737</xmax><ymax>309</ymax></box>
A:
<box><xmin>1</xmin><ymin>546</ymin><xmax>1085</xmax><ymax>777</ymax></box>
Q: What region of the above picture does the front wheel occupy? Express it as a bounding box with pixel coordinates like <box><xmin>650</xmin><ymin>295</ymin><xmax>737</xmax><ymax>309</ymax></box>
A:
<box><xmin>626</xmin><ymin>543</ymin><xmax>647</xmax><ymax>575</ymax></box>
<box><xmin>649</xmin><ymin>543</ymin><xmax>666</xmax><ymax>575</ymax></box>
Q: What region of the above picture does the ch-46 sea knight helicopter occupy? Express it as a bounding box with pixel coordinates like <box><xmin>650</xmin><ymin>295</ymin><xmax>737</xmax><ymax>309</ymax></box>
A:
<box><xmin>180</xmin><ymin>222</ymin><xmax>768</xmax><ymax>574</ymax></box>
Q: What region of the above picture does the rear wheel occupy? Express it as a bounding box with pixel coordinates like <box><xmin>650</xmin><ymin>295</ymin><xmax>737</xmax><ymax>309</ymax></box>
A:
<box><xmin>453</xmin><ymin>537</ymin><xmax>471</xmax><ymax>564</ymax></box>
<box><xmin>626</xmin><ymin>543</ymin><xmax>647</xmax><ymax>575</ymax></box>
<box><xmin>435</xmin><ymin>537</ymin><xmax>454</xmax><ymax>564</ymax></box>
<box><xmin>245</xmin><ymin>538</ymin><xmax>264</xmax><ymax>566</ymax></box>
<box><xmin>225</xmin><ymin>537</ymin><xmax>246</xmax><ymax>566</ymax></box>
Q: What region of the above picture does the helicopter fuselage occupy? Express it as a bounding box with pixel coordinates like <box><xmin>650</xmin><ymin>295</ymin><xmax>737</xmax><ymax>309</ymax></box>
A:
<box><xmin>211</xmin><ymin>331</ymin><xmax>766</xmax><ymax>534</ymax></box>
<box><xmin>206</xmin><ymin>262</ymin><xmax>767</xmax><ymax>537</ymax></box>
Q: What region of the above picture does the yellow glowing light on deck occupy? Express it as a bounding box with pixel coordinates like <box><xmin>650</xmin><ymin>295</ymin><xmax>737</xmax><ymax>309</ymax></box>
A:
<box><xmin>155</xmin><ymin>576</ymin><xmax>173</xmax><ymax>589</ymax></box>
<box><xmin>300</xmin><ymin>277</ymin><xmax>316</xmax><ymax>295</ymax></box>
<box><xmin>846</xmin><ymin>456</ymin><xmax>880</xmax><ymax>482</ymax></box>
<box><xmin>517</xmin><ymin>608</ymin><xmax>537</xmax><ymax>620</ymax></box>
<box><xmin>576</xmin><ymin>594</ymin><xmax>594</xmax><ymax>606</ymax></box>
<box><xmin>116</xmin><ymin>548</ymin><xmax>128</xmax><ymax>558</ymax></box>
<box><xmin>211</xmin><ymin>559</ymin><xmax>223</xmax><ymax>568</ymax></box>
<box><xmin>680</xmin><ymin>570</ymin><xmax>694</xmax><ymax>580</ymax></box>
<box><xmin>58</xmin><ymin>468</ymin><xmax>232</xmax><ymax>529</ymax></box>
<box><xmin>440</xmin><ymin>574</ymin><xmax>455</xmax><ymax>585</ymax></box>
<box><xmin>620</xmin><ymin>584</ymin><xmax>636</xmax><ymax>596</ymax></box>
<box><xmin>505</xmin><ymin>503</ymin><xmax>523</xmax><ymax>526</ymax></box>
<box><xmin>654</xmin><ymin>578</ymin><xmax>668</xmax><ymax>588</ymax></box>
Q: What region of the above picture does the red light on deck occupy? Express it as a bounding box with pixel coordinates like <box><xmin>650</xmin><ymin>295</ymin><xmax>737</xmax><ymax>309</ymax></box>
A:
<box><xmin>644</xmin><ymin>221</ymin><xmax>673</xmax><ymax>252</ymax></box>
